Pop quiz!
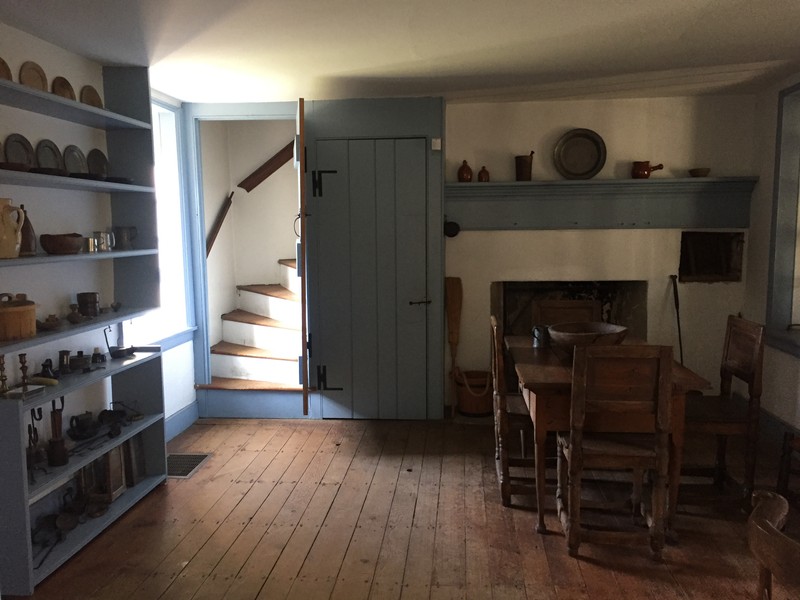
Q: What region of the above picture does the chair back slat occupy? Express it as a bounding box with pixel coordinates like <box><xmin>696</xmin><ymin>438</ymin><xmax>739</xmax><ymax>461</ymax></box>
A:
<box><xmin>720</xmin><ymin>314</ymin><xmax>764</xmax><ymax>397</ymax></box>
<box><xmin>490</xmin><ymin>315</ymin><xmax>506</xmax><ymax>396</ymax></box>
<box><xmin>572</xmin><ymin>345</ymin><xmax>673</xmax><ymax>435</ymax></box>
<box><xmin>748</xmin><ymin>491</ymin><xmax>800</xmax><ymax>597</ymax></box>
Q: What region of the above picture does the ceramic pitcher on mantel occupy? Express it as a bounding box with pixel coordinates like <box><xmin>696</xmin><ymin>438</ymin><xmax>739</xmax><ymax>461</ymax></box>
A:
<box><xmin>0</xmin><ymin>198</ymin><xmax>24</xmax><ymax>259</ymax></box>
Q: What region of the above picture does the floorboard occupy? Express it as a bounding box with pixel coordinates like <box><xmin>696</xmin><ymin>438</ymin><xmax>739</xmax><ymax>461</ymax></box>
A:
<box><xmin>15</xmin><ymin>417</ymin><xmax>800</xmax><ymax>600</ymax></box>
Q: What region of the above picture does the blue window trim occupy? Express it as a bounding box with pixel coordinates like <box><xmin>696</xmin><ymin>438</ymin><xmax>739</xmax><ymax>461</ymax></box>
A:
<box><xmin>766</xmin><ymin>82</ymin><xmax>800</xmax><ymax>355</ymax></box>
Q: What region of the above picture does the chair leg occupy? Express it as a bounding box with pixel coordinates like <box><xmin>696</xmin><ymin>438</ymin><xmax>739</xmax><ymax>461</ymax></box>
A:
<box><xmin>567</xmin><ymin>455</ymin><xmax>582</xmax><ymax>557</ymax></box>
<box><xmin>496</xmin><ymin>406</ymin><xmax>511</xmax><ymax>506</ymax></box>
<box><xmin>743</xmin><ymin>420</ymin><xmax>759</xmax><ymax>498</ymax></box>
<box><xmin>714</xmin><ymin>434</ymin><xmax>728</xmax><ymax>489</ymax></box>
<box><xmin>649</xmin><ymin>467</ymin><xmax>666</xmax><ymax>560</ymax></box>
<box><xmin>631</xmin><ymin>468</ymin><xmax>644</xmax><ymax>518</ymax></box>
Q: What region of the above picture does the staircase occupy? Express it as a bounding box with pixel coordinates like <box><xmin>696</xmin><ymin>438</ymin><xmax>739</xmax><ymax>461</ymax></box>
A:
<box><xmin>207</xmin><ymin>258</ymin><xmax>302</xmax><ymax>391</ymax></box>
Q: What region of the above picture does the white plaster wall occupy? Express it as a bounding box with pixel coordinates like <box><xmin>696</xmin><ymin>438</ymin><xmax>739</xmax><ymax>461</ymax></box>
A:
<box><xmin>445</xmin><ymin>96</ymin><xmax>757</xmax><ymax>399</ymax></box>
<box><xmin>161</xmin><ymin>342</ymin><xmax>196</xmax><ymax>417</ymax></box>
<box><xmin>224</xmin><ymin>120</ymin><xmax>298</xmax><ymax>285</ymax></box>
<box><xmin>201</xmin><ymin>120</ymin><xmax>237</xmax><ymax>345</ymax></box>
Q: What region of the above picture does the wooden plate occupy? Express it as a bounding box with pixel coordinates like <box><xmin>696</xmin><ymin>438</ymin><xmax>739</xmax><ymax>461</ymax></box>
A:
<box><xmin>51</xmin><ymin>76</ymin><xmax>76</xmax><ymax>100</ymax></box>
<box><xmin>0</xmin><ymin>57</ymin><xmax>11</xmax><ymax>81</ymax></box>
<box><xmin>19</xmin><ymin>61</ymin><xmax>47</xmax><ymax>91</ymax></box>
<box><xmin>63</xmin><ymin>144</ymin><xmax>87</xmax><ymax>174</ymax></box>
<box><xmin>80</xmin><ymin>85</ymin><xmax>103</xmax><ymax>108</ymax></box>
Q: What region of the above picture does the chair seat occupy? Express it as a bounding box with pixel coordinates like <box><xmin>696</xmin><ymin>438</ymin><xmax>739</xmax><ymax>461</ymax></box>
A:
<box><xmin>558</xmin><ymin>432</ymin><xmax>657</xmax><ymax>459</ymax></box>
<box><xmin>506</xmin><ymin>393</ymin><xmax>529</xmax><ymax>416</ymax></box>
<box><xmin>685</xmin><ymin>392</ymin><xmax>750</xmax><ymax>424</ymax></box>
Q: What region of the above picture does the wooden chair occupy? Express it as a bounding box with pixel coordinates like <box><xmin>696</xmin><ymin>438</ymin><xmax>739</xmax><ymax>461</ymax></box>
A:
<box><xmin>747</xmin><ymin>491</ymin><xmax>800</xmax><ymax>599</ymax></box>
<box><xmin>777</xmin><ymin>432</ymin><xmax>800</xmax><ymax>499</ymax></box>
<box><xmin>556</xmin><ymin>344</ymin><xmax>673</xmax><ymax>558</ymax></box>
<box><xmin>532</xmin><ymin>298</ymin><xmax>601</xmax><ymax>326</ymax></box>
<box><xmin>490</xmin><ymin>315</ymin><xmax>536</xmax><ymax>506</ymax></box>
<box><xmin>684</xmin><ymin>314</ymin><xmax>765</xmax><ymax>496</ymax></box>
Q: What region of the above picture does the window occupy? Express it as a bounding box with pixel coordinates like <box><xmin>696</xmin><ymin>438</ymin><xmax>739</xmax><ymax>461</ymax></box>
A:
<box><xmin>123</xmin><ymin>100</ymin><xmax>193</xmax><ymax>345</ymax></box>
<box><xmin>766</xmin><ymin>82</ymin><xmax>800</xmax><ymax>353</ymax></box>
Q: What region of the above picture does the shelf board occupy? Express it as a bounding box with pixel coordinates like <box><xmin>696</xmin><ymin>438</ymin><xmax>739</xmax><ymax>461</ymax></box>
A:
<box><xmin>0</xmin><ymin>307</ymin><xmax>155</xmax><ymax>354</ymax></box>
<box><xmin>0</xmin><ymin>78</ymin><xmax>151</xmax><ymax>130</ymax></box>
<box><xmin>0</xmin><ymin>249</ymin><xmax>157</xmax><ymax>267</ymax></box>
<box><xmin>444</xmin><ymin>177</ymin><xmax>759</xmax><ymax>230</ymax></box>
<box><xmin>0</xmin><ymin>168</ymin><xmax>154</xmax><ymax>192</ymax></box>
<box><xmin>32</xmin><ymin>474</ymin><xmax>165</xmax><ymax>585</ymax></box>
<box><xmin>7</xmin><ymin>350</ymin><xmax>162</xmax><ymax>412</ymax></box>
<box><xmin>27</xmin><ymin>413</ymin><xmax>162</xmax><ymax>504</ymax></box>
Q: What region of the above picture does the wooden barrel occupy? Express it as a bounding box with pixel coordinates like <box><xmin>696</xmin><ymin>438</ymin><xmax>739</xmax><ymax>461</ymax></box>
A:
<box><xmin>0</xmin><ymin>293</ymin><xmax>36</xmax><ymax>341</ymax></box>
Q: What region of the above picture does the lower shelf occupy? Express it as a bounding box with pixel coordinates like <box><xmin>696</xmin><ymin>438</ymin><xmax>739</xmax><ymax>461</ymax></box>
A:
<box><xmin>32</xmin><ymin>474</ymin><xmax>165</xmax><ymax>586</ymax></box>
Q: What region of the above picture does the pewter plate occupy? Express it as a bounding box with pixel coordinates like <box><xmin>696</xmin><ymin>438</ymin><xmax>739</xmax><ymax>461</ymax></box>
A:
<box><xmin>553</xmin><ymin>128</ymin><xmax>606</xmax><ymax>180</ymax></box>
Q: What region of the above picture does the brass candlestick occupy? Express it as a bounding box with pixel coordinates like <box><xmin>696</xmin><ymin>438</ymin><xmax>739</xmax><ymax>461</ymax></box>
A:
<box><xmin>18</xmin><ymin>353</ymin><xmax>28</xmax><ymax>388</ymax></box>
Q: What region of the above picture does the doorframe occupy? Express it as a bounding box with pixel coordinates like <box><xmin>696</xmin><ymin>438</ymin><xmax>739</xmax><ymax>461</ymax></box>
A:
<box><xmin>182</xmin><ymin>101</ymin><xmax>300</xmax><ymax>413</ymax></box>
<box><xmin>304</xmin><ymin>98</ymin><xmax>445</xmax><ymax>419</ymax></box>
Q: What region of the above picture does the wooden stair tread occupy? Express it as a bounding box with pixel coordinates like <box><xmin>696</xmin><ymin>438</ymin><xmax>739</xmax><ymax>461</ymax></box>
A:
<box><xmin>278</xmin><ymin>258</ymin><xmax>297</xmax><ymax>269</ymax></box>
<box><xmin>221</xmin><ymin>309</ymin><xmax>298</xmax><ymax>330</ymax></box>
<box><xmin>237</xmin><ymin>283</ymin><xmax>298</xmax><ymax>302</ymax></box>
<box><xmin>197</xmin><ymin>376</ymin><xmax>302</xmax><ymax>392</ymax></box>
<box><xmin>211</xmin><ymin>341</ymin><xmax>297</xmax><ymax>361</ymax></box>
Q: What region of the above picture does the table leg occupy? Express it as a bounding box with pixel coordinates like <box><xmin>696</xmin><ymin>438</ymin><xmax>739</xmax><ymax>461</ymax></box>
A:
<box><xmin>667</xmin><ymin>393</ymin><xmax>686</xmax><ymax>534</ymax></box>
<box><xmin>534</xmin><ymin>406</ymin><xmax>548</xmax><ymax>533</ymax></box>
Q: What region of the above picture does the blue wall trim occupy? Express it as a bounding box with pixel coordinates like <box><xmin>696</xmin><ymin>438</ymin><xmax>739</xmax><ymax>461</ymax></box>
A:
<box><xmin>165</xmin><ymin>400</ymin><xmax>199</xmax><ymax>441</ymax></box>
<box><xmin>202</xmin><ymin>389</ymin><xmax>308</xmax><ymax>419</ymax></box>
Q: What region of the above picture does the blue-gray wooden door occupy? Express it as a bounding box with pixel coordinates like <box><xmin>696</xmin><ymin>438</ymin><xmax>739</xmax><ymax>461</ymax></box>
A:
<box><xmin>309</xmin><ymin>137</ymin><xmax>428</xmax><ymax>419</ymax></box>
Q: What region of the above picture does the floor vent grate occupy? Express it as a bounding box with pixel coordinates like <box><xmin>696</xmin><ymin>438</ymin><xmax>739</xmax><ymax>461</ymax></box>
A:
<box><xmin>167</xmin><ymin>453</ymin><xmax>210</xmax><ymax>478</ymax></box>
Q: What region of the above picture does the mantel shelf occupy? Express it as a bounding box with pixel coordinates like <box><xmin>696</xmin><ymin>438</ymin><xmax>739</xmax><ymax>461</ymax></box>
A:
<box><xmin>444</xmin><ymin>176</ymin><xmax>759</xmax><ymax>230</ymax></box>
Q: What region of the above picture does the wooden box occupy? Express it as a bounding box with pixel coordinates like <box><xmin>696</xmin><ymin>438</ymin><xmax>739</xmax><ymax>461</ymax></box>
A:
<box><xmin>0</xmin><ymin>294</ymin><xmax>36</xmax><ymax>342</ymax></box>
<box><xmin>88</xmin><ymin>445</ymin><xmax>127</xmax><ymax>504</ymax></box>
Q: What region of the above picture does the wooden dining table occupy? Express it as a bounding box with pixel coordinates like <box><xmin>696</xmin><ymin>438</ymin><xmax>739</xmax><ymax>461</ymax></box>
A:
<box><xmin>505</xmin><ymin>334</ymin><xmax>710</xmax><ymax>534</ymax></box>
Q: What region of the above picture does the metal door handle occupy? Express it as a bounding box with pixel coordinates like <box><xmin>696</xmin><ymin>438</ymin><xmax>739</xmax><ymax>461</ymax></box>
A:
<box><xmin>409</xmin><ymin>299</ymin><xmax>432</xmax><ymax>306</ymax></box>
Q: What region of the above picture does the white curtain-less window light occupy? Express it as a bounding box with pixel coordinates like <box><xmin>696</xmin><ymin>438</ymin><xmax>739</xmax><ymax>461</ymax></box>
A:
<box><xmin>124</xmin><ymin>103</ymin><xmax>190</xmax><ymax>344</ymax></box>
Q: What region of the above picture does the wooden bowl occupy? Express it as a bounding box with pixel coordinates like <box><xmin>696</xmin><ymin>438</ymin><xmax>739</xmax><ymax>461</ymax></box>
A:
<box><xmin>40</xmin><ymin>233</ymin><xmax>83</xmax><ymax>255</ymax></box>
<box><xmin>688</xmin><ymin>168</ymin><xmax>710</xmax><ymax>177</ymax></box>
<box><xmin>547</xmin><ymin>322</ymin><xmax>628</xmax><ymax>347</ymax></box>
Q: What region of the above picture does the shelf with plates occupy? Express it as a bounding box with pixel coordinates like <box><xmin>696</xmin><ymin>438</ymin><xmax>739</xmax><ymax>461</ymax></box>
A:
<box><xmin>0</xmin><ymin>167</ymin><xmax>154</xmax><ymax>192</ymax></box>
<box><xmin>444</xmin><ymin>177</ymin><xmax>759</xmax><ymax>230</ymax></box>
<box><xmin>0</xmin><ymin>77</ymin><xmax>150</xmax><ymax>130</ymax></box>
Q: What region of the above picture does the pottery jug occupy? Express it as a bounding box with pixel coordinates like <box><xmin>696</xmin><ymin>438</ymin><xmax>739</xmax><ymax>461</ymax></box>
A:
<box><xmin>457</xmin><ymin>160</ymin><xmax>473</xmax><ymax>182</ymax></box>
<box><xmin>0</xmin><ymin>198</ymin><xmax>24</xmax><ymax>259</ymax></box>
<box><xmin>18</xmin><ymin>204</ymin><xmax>36</xmax><ymax>257</ymax></box>
<box><xmin>478</xmin><ymin>166</ymin><xmax>490</xmax><ymax>182</ymax></box>
<box><xmin>113</xmin><ymin>225</ymin><xmax>137</xmax><ymax>250</ymax></box>
<box><xmin>631</xmin><ymin>161</ymin><xmax>663</xmax><ymax>179</ymax></box>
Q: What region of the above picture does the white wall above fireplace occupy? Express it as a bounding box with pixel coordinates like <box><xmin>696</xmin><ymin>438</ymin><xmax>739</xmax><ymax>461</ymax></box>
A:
<box><xmin>445</xmin><ymin>228</ymin><xmax>746</xmax><ymax>391</ymax></box>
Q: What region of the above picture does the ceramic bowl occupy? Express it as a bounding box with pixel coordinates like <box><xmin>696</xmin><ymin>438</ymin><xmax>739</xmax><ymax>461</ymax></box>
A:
<box><xmin>40</xmin><ymin>233</ymin><xmax>83</xmax><ymax>255</ymax></box>
<box><xmin>547</xmin><ymin>322</ymin><xmax>628</xmax><ymax>347</ymax></box>
<box><xmin>688</xmin><ymin>168</ymin><xmax>711</xmax><ymax>178</ymax></box>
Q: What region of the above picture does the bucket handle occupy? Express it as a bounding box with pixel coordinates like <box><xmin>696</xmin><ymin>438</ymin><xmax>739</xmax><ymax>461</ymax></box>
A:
<box><xmin>454</xmin><ymin>367</ymin><xmax>492</xmax><ymax>397</ymax></box>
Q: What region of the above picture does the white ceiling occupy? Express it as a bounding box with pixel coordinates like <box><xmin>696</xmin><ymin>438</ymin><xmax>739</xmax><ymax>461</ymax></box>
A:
<box><xmin>1</xmin><ymin>0</ymin><xmax>799</xmax><ymax>103</ymax></box>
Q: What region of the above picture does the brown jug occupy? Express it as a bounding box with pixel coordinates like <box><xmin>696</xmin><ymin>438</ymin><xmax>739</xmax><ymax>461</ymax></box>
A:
<box><xmin>631</xmin><ymin>161</ymin><xmax>663</xmax><ymax>179</ymax></box>
<box><xmin>18</xmin><ymin>204</ymin><xmax>36</xmax><ymax>256</ymax></box>
<box><xmin>457</xmin><ymin>160</ymin><xmax>473</xmax><ymax>182</ymax></box>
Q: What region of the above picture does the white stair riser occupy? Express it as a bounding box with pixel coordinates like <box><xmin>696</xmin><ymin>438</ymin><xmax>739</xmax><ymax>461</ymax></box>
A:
<box><xmin>211</xmin><ymin>353</ymin><xmax>299</xmax><ymax>384</ymax></box>
<box><xmin>222</xmin><ymin>320</ymin><xmax>301</xmax><ymax>355</ymax></box>
<box><xmin>237</xmin><ymin>291</ymin><xmax>301</xmax><ymax>326</ymax></box>
<box><xmin>281</xmin><ymin>263</ymin><xmax>302</xmax><ymax>296</ymax></box>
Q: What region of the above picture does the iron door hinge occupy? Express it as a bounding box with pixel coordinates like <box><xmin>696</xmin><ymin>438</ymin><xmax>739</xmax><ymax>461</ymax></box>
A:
<box><xmin>306</xmin><ymin>333</ymin><xmax>312</xmax><ymax>357</ymax></box>
<box><xmin>312</xmin><ymin>170</ymin><xmax>338</xmax><ymax>197</ymax></box>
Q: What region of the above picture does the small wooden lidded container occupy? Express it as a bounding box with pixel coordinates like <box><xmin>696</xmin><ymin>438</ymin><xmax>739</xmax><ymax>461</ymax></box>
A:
<box><xmin>0</xmin><ymin>293</ymin><xmax>36</xmax><ymax>341</ymax></box>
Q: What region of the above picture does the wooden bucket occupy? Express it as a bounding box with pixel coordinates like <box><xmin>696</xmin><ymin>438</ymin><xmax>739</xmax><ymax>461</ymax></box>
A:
<box><xmin>0</xmin><ymin>293</ymin><xmax>36</xmax><ymax>341</ymax></box>
<box><xmin>454</xmin><ymin>369</ymin><xmax>493</xmax><ymax>416</ymax></box>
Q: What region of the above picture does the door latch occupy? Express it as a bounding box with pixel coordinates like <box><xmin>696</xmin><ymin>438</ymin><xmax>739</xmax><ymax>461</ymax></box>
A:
<box><xmin>409</xmin><ymin>299</ymin><xmax>432</xmax><ymax>306</ymax></box>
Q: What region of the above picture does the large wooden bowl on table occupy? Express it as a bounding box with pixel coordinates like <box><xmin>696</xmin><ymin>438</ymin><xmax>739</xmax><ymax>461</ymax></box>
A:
<box><xmin>547</xmin><ymin>321</ymin><xmax>628</xmax><ymax>348</ymax></box>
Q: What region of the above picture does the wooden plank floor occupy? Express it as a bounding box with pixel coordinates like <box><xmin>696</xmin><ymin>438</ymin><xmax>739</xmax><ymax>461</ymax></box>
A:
<box><xmin>14</xmin><ymin>418</ymin><xmax>800</xmax><ymax>599</ymax></box>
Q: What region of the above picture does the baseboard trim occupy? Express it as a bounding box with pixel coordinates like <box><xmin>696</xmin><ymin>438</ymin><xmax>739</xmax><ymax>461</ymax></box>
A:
<box><xmin>165</xmin><ymin>401</ymin><xmax>200</xmax><ymax>441</ymax></box>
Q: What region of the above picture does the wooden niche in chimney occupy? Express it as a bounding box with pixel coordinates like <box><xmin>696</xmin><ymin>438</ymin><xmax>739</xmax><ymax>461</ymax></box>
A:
<box><xmin>678</xmin><ymin>231</ymin><xmax>744</xmax><ymax>282</ymax></box>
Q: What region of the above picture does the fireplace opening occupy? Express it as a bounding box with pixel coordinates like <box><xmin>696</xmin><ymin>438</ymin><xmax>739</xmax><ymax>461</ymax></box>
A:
<box><xmin>678</xmin><ymin>231</ymin><xmax>743</xmax><ymax>282</ymax></box>
<box><xmin>491</xmin><ymin>280</ymin><xmax>648</xmax><ymax>341</ymax></box>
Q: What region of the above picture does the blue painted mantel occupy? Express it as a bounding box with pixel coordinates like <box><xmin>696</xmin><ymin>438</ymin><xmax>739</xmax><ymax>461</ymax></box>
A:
<box><xmin>444</xmin><ymin>177</ymin><xmax>758</xmax><ymax>230</ymax></box>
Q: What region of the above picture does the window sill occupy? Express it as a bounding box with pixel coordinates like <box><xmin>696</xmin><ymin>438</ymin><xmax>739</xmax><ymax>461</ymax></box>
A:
<box><xmin>766</xmin><ymin>326</ymin><xmax>800</xmax><ymax>358</ymax></box>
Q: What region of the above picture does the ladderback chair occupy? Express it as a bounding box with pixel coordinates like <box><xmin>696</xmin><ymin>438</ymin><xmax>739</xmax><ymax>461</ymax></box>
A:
<box><xmin>532</xmin><ymin>299</ymin><xmax>601</xmax><ymax>326</ymax></box>
<box><xmin>684</xmin><ymin>314</ymin><xmax>765</xmax><ymax>496</ymax></box>
<box><xmin>490</xmin><ymin>315</ymin><xmax>536</xmax><ymax>506</ymax></box>
<box><xmin>556</xmin><ymin>344</ymin><xmax>673</xmax><ymax>558</ymax></box>
<box><xmin>747</xmin><ymin>491</ymin><xmax>800</xmax><ymax>599</ymax></box>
